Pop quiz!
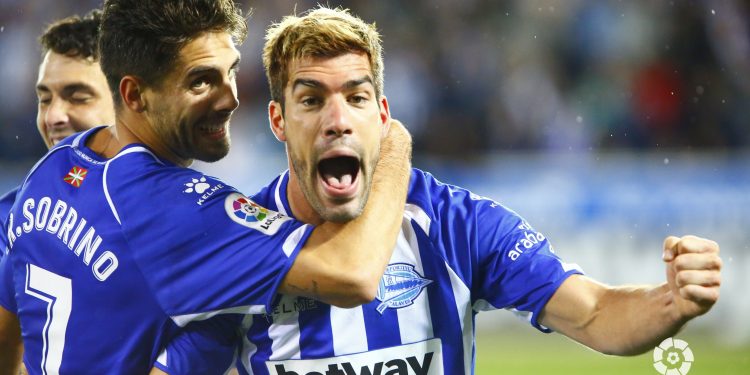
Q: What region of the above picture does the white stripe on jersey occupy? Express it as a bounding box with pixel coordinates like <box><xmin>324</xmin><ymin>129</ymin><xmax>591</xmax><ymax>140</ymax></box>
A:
<box><xmin>240</xmin><ymin>315</ymin><xmax>257</xmax><ymax>375</ymax></box>
<box><xmin>394</xmin><ymin>208</ymin><xmax>434</xmax><ymax>344</ymax></box>
<box><xmin>273</xmin><ymin>172</ymin><xmax>288</xmax><ymax>215</ymax></box>
<box><xmin>445</xmin><ymin>261</ymin><xmax>473</xmax><ymax>375</ymax></box>
<box><xmin>156</xmin><ymin>349</ymin><xmax>167</xmax><ymax>367</ymax></box>
<box><xmin>268</xmin><ymin>295</ymin><xmax>302</xmax><ymax>360</ymax></box>
<box><xmin>330</xmin><ymin>305</ymin><xmax>367</xmax><ymax>355</ymax></box>
<box><xmin>103</xmin><ymin>146</ymin><xmax>161</xmax><ymax>225</ymax></box>
<box><xmin>282</xmin><ymin>225</ymin><xmax>308</xmax><ymax>257</ymax></box>
<box><xmin>404</xmin><ymin>203</ymin><xmax>431</xmax><ymax>234</ymax></box>
<box><xmin>171</xmin><ymin>304</ymin><xmax>266</xmax><ymax>327</ymax></box>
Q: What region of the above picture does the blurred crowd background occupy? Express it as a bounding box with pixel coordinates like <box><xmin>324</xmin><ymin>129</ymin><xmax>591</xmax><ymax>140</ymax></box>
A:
<box><xmin>1</xmin><ymin>0</ymin><xmax>748</xmax><ymax>365</ymax></box>
<box><xmin>0</xmin><ymin>0</ymin><xmax>748</xmax><ymax>158</ymax></box>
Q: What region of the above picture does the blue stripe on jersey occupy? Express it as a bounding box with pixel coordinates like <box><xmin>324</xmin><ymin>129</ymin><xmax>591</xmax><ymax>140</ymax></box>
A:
<box><xmin>414</xmin><ymin>223</ymin><xmax>467</xmax><ymax>374</ymax></box>
<box><xmin>362</xmin><ymin>299</ymin><xmax>402</xmax><ymax>350</ymax></box>
<box><xmin>246</xmin><ymin>316</ymin><xmax>274</xmax><ymax>375</ymax></box>
<box><xmin>299</xmin><ymin>304</ymin><xmax>334</xmax><ymax>358</ymax></box>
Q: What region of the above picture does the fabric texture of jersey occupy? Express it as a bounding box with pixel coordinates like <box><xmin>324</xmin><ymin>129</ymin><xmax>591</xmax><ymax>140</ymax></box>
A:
<box><xmin>0</xmin><ymin>127</ymin><xmax>313</xmax><ymax>374</ymax></box>
<box><xmin>161</xmin><ymin>169</ymin><xmax>583</xmax><ymax>375</ymax></box>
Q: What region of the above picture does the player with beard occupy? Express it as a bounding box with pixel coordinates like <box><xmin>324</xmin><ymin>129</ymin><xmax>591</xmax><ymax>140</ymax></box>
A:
<box><xmin>154</xmin><ymin>6</ymin><xmax>722</xmax><ymax>375</ymax></box>
<box><xmin>0</xmin><ymin>1</ymin><xmax>411</xmax><ymax>374</ymax></box>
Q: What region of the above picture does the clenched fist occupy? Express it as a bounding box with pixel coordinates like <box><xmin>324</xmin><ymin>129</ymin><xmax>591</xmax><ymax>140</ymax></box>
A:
<box><xmin>663</xmin><ymin>235</ymin><xmax>722</xmax><ymax>320</ymax></box>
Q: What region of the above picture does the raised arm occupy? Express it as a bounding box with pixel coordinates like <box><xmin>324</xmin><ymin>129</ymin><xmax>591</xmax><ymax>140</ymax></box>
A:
<box><xmin>539</xmin><ymin>235</ymin><xmax>721</xmax><ymax>355</ymax></box>
<box><xmin>279</xmin><ymin>119</ymin><xmax>412</xmax><ymax>307</ymax></box>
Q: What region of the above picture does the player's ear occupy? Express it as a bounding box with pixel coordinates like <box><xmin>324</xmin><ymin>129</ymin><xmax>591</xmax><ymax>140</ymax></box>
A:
<box><xmin>379</xmin><ymin>95</ymin><xmax>391</xmax><ymax>138</ymax></box>
<box><xmin>120</xmin><ymin>76</ymin><xmax>146</xmax><ymax>113</ymax></box>
<box><xmin>268</xmin><ymin>100</ymin><xmax>287</xmax><ymax>142</ymax></box>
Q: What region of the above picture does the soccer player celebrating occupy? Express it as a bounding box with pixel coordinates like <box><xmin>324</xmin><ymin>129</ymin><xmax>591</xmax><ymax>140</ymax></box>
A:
<box><xmin>0</xmin><ymin>10</ymin><xmax>115</xmax><ymax>373</ymax></box>
<box><xmin>0</xmin><ymin>10</ymin><xmax>115</xmax><ymax>257</ymax></box>
<box><xmin>155</xmin><ymin>7</ymin><xmax>722</xmax><ymax>375</ymax></box>
<box><xmin>0</xmin><ymin>1</ymin><xmax>411</xmax><ymax>374</ymax></box>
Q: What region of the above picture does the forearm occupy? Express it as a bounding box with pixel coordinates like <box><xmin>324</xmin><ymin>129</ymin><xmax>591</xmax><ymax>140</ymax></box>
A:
<box><xmin>284</xmin><ymin>121</ymin><xmax>412</xmax><ymax>306</ymax></box>
<box><xmin>542</xmin><ymin>276</ymin><xmax>688</xmax><ymax>356</ymax></box>
<box><xmin>591</xmin><ymin>284</ymin><xmax>690</xmax><ymax>355</ymax></box>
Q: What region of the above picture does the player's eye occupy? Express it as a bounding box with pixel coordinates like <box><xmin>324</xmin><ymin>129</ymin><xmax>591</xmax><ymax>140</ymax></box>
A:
<box><xmin>191</xmin><ymin>77</ymin><xmax>210</xmax><ymax>90</ymax></box>
<box><xmin>301</xmin><ymin>96</ymin><xmax>321</xmax><ymax>107</ymax></box>
<box><xmin>349</xmin><ymin>95</ymin><xmax>368</xmax><ymax>105</ymax></box>
<box><xmin>70</xmin><ymin>94</ymin><xmax>93</xmax><ymax>104</ymax></box>
<box><xmin>38</xmin><ymin>97</ymin><xmax>51</xmax><ymax>105</ymax></box>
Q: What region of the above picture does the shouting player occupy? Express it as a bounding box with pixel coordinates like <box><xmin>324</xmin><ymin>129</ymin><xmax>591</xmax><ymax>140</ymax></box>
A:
<box><xmin>0</xmin><ymin>1</ymin><xmax>411</xmax><ymax>374</ymax></box>
<box><xmin>156</xmin><ymin>7</ymin><xmax>722</xmax><ymax>375</ymax></box>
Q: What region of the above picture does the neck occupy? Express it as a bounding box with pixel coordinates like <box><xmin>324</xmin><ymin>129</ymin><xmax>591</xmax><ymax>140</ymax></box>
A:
<box><xmin>115</xmin><ymin>111</ymin><xmax>191</xmax><ymax>167</ymax></box>
<box><xmin>86</xmin><ymin>125</ymin><xmax>122</xmax><ymax>159</ymax></box>
<box><xmin>286</xmin><ymin>166</ymin><xmax>324</xmax><ymax>226</ymax></box>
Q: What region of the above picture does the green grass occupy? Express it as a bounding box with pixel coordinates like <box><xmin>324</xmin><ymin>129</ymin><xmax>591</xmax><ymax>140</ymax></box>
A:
<box><xmin>475</xmin><ymin>330</ymin><xmax>750</xmax><ymax>374</ymax></box>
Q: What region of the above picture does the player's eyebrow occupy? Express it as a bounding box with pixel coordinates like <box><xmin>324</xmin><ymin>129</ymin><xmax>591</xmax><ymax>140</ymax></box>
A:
<box><xmin>186</xmin><ymin>57</ymin><xmax>241</xmax><ymax>78</ymax></box>
<box><xmin>342</xmin><ymin>76</ymin><xmax>373</xmax><ymax>90</ymax></box>
<box><xmin>35</xmin><ymin>82</ymin><xmax>96</xmax><ymax>95</ymax></box>
<box><xmin>61</xmin><ymin>83</ymin><xmax>97</xmax><ymax>96</ymax></box>
<box><xmin>292</xmin><ymin>76</ymin><xmax>373</xmax><ymax>93</ymax></box>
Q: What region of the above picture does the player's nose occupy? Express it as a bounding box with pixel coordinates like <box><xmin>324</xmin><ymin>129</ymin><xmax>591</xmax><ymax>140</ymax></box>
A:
<box><xmin>322</xmin><ymin>96</ymin><xmax>353</xmax><ymax>138</ymax></box>
<box><xmin>214</xmin><ymin>78</ymin><xmax>239</xmax><ymax>113</ymax></box>
<box><xmin>45</xmin><ymin>98</ymin><xmax>70</xmax><ymax>128</ymax></box>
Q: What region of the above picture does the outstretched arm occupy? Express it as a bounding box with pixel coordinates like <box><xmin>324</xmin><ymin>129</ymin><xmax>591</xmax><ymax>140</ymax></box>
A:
<box><xmin>539</xmin><ymin>235</ymin><xmax>721</xmax><ymax>355</ymax></box>
<box><xmin>0</xmin><ymin>306</ymin><xmax>22</xmax><ymax>375</ymax></box>
<box><xmin>280</xmin><ymin>119</ymin><xmax>412</xmax><ymax>307</ymax></box>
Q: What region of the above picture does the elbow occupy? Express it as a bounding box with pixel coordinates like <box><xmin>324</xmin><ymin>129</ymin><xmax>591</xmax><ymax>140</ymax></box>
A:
<box><xmin>329</xmin><ymin>273</ymin><xmax>380</xmax><ymax>308</ymax></box>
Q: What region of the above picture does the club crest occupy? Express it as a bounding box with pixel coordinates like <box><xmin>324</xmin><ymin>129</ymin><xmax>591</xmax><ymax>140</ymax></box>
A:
<box><xmin>376</xmin><ymin>263</ymin><xmax>432</xmax><ymax>314</ymax></box>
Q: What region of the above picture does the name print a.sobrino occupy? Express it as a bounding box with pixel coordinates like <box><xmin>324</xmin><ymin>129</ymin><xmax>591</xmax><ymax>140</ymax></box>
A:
<box><xmin>6</xmin><ymin>196</ymin><xmax>118</xmax><ymax>281</ymax></box>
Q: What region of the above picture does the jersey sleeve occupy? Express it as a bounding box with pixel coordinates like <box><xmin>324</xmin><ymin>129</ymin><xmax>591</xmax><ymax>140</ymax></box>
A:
<box><xmin>0</xmin><ymin>253</ymin><xmax>16</xmax><ymax>313</ymax></box>
<box><xmin>153</xmin><ymin>315</ymin><xmax>242</xmax><ymax>374</ymax></box>
<box><xmin>472</xmin><ymin>203</ymin><xmax>583</xmax><ymax>332</ymax></box>
<box><xmin>416</xmin><ymin>170</ymin><xmax>583</xmax><ymax>332</ymax></box>
<box><xmin>107</xmin><ymin>158</ymin><xmax>313</xmax><ymax>325</ymax></box>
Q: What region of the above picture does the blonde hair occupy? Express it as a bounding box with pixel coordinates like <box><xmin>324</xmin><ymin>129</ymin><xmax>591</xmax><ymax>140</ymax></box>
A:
<box><xmin>263</xmin><ymin>6</ymin><xmax>384</xmax><ymax>105</ymax></box>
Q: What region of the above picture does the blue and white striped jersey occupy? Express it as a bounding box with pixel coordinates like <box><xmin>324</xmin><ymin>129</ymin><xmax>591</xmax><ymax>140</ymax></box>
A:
<box><xmin>160</xmin><ymin>169</ymin><xmax>583</xmax><ymax>375</ymax></box>
<box><xmin>0</xmin><ymin>127</ymin><xmax>312</xmax><ymax>374</ymax></box>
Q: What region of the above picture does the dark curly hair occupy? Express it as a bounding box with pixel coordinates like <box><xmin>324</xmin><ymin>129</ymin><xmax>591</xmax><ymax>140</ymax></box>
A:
<box><xmin>40</xmin><ymin>9</ymin><xmax>102</xmax><ymax>60</ymax></box>
<box><xmin>99</xmin><ymin>0</ymin><xmax>248</xmax><ymax>106</ymax></box>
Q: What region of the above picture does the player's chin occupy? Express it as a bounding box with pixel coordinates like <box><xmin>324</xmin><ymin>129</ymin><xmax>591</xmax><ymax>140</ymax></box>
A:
<box><xmin>319</xmin><ymin>199</ymin><xmax>365</xmax><ymax>223</ymax></box>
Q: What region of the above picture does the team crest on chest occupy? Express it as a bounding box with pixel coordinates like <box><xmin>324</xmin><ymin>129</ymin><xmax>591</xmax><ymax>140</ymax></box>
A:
<box><xmin>376</xmin><ymin>263</ymin><xmax>432</xmax><ymax>314</ymax></box>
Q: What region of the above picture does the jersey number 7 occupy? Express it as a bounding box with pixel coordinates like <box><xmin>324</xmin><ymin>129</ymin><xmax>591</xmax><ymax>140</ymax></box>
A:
<box><xmin>25</xmin><ymin>264</ymin><xmax>72</xmax><ymax>375</ymax></box>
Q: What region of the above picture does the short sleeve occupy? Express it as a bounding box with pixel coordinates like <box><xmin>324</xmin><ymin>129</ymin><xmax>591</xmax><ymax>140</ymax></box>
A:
<box><xmin>106</xmin><ymin>159</ymin><xmax>313</xmax><ymax>325</ymax></box>
<box><xmin>472</xmin><ymin>202</ymin><xmax>583</xmax><ymax>332</ymax></box>
<box><xmin>154</xmin><ymin>315</ymin><xmax>243</xmax><ymax>374</ymax></box>
<box><xmin>414</xmin><ymin>171</ymin><xmax>582</xmax><ymax>332</ymax></box>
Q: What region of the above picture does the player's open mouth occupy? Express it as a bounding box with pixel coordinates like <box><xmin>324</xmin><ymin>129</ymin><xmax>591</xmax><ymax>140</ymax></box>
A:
<box><xmin>317</xmin><ymin>155</ymin><xmax>360</xmax><ymax>198</ymax></box>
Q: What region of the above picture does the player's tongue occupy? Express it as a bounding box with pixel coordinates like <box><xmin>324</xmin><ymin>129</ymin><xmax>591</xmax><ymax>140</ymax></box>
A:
<box><xmin>323</xmin><ymin>173</ymin><xmax>353</xmax><ymax>189</ymax></box>
<box><xmin>318</xmin><ymin>156</ymin><xmax>358</xmax><ymax>194</ymax></box>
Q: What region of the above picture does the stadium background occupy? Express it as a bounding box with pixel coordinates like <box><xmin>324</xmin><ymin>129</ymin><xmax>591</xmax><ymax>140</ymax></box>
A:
<box><xmin>0</xmin><ymin>0</ymin><xmax>747</xmax><ymax>373</ymax></box>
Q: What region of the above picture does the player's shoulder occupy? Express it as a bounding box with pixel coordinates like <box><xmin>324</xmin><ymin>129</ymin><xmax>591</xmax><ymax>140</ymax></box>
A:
<box><xmin>0</xmin><ymin>185</ymin><xmax>19</xmax><ymax>218</ymax></box>
<box><xmin>103</xmin><ymin>146</ymin><xmax>235</xmax><ymax>223</ymax></box>
<box><xmin>408</xmin><ymin>168</ymin><xmax>516</xmax><ymax>215</ymax></box>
